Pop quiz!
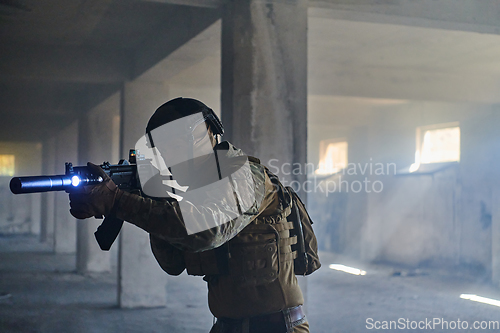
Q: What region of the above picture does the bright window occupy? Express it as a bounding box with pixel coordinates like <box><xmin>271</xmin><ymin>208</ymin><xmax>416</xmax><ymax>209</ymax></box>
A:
<box><xmin>410</xmin><ymin>122</ymin><xmax>460</xmax><ymax>172</ymax></box>
<box><xmin>0</xmin><ymin>155</ymin><xmax>15</xmax><ymax>176</ymax></box>
<box><xmin>316</xmin><ymin>139</ymin><xmax>348</xmax><ymax>175</ymax></box>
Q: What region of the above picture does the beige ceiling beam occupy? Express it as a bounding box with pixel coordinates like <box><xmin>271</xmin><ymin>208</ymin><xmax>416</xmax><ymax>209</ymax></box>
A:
<box><xmin>0</xmin><ymin>82</ymin><xmax>120</xmax><ymax>116</ymax></box>
<box><xmin>309</xmin><ymin>66</ymin><xmax>500</xmax><ymax>104</ymax></box>
<box><xmin>0</xmin><ymin>45</ymin><xmax>131</xmax><ymax>83</ymax></box>
<box><xmin>309</xmin><ymin>0</ymin><xmax>500</xmax><ymax>35</ymax></box>
<box><xmin>0</xmin><ymin>113</ymin><xmax>76</xmax><ymax>141</ymax></box>
<box><xmin>140</xmin><ymin>0</ymin><xmax>226</xmax><ymax>8</ymax></box>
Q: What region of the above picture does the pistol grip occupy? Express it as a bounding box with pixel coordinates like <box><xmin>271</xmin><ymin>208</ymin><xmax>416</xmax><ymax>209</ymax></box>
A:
<box><xmin>94</xmin><ymin>215</ymin><xmax>124</xmax><ymax>251</ymax></box>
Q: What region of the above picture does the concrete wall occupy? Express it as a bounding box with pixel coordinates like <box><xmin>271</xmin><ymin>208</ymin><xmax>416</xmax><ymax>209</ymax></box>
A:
<box><xmin>0</xmin><ymin>142</ymin><xmax>42</xmax><ymax>235</ymax></box>
<box><xmin>308</xmin><ymin>96</ymin><xmax>499</xmax><ymax>272</ymax></box>
<box><xmin>364</xmin><ymin>102</ymin><xmax>497</xmax><ymax>270</ymax></box>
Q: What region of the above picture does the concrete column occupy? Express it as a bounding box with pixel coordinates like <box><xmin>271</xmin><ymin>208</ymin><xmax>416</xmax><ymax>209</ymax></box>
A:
<box><xmin>76</xmin><ymin>93</ymin><xmax>121</xmax><ymax>274</ymax></box>
<box><xmin>40</xmin><ymin>136</ymin><xmax>57</xmax><ymax>247</ymax></box>
<box><xmin>490</xmin><ymin>109</ymin><xmax>500</xmax><ymax>285</ymax></box>
<box><xmin>31</xmin><ymin>194</ymin><xmax>42</xmax><ymax>235</ymax></box>
<box><xmin>221</xmin><ymin>0</ymin><xmax>308</xmax><ymax>190</ymax></box>
<box><xmin>118</xmin><ymin>80</ymin><xmax>168</xmax><ymax>308</ymax></box>
<box><xmin>493</xmin><ymin>188</ymin><xmax>500</xmax><ymax>285</ymax></box>
<box><xmin>30</xmin><ymin>143</ymin><xmax>43</xmax><ymax>236</ymax></box>
<box><xmin>53</xmin><ymin>121</ymin><xmax>78</xmax><ymax>254</ymax></box>
<box><xmin>221</xmin><ymin>0</ymin><xmax>309</xmax><ymax>306</ymax></box>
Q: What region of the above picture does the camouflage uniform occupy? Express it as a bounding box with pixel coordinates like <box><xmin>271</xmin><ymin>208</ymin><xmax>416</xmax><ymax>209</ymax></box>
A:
<box><xmin>115</xmin><ymin>143</ymin><xmax>311</xmax><ymax>333</ymax></box>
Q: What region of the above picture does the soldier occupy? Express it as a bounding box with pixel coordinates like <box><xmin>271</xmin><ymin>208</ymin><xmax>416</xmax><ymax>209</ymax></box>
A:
<box><xmin>69</xmin><ymin>97</ymin><xmax>319</xmax><ymax>333</ymax></box>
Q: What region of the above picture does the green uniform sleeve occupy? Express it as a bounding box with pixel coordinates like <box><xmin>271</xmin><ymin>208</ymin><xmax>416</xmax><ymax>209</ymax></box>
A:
<box><xmin>114</xmin><ymin>160</ymin><xmax>271</xmax><ymax>253</ymax></box>
<box><xmin>150</xmin><ymin>234</ymin><xmax>186</xmax><ymax>275</ymax></box>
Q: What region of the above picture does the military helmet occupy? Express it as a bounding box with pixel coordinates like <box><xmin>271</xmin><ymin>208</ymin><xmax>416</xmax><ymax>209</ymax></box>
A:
<box><xmin>146</xmin><ymin>97</ymin><xmax>223</xmax><ymax>136</ymax></box>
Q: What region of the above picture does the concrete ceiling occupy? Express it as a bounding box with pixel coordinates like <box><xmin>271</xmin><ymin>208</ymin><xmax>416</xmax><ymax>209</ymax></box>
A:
<box><xmin>163</xmin><ymin>10</ymin><xmax>500</xmax><ymax>107</ymax></box>
<box><xmin>308</xmin><ymin>14</ymin><xmax>500</xmax><ymax>104</ymax></box>
<box><xmin>1</xmin><ymin>0</ymin><xmax>500</xmax><ymax>142</ymax></box>
<box><xmin>0</xmin><ymin>0</ymin><xmax>220</xmax><ymax>141</ymax></box>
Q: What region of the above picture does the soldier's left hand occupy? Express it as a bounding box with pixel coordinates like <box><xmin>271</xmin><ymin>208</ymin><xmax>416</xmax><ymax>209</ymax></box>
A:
<box><xmin>69</xmin><ymin>162</ymin><xmax>122</xmax><ymax>219</ymax></box>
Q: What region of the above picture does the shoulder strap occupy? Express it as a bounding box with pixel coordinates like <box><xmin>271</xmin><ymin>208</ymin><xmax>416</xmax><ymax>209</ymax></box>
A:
<box><xmin>285</xmin><ymin>186</ymin><xmax>321</xmax><ymax>276</ymax></box>
<box><xmin>247</xmin><ymin>155</ymin><xmax>261</xmax><ymax>164</ymax></box>
<box><xmin>285</xmin><ymin>187</ymin><xmax>308</xmax><ymax>274</ymax></box>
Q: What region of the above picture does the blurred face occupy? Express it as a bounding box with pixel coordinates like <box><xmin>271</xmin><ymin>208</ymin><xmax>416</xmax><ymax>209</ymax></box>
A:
<box><xmin>151</xmin><ymin>121</ymin><xmax>216</xmax><ymax>165</ymax></box>
<box><xmin>192</xmin><ymin>122</ymin><xmax>216</xmax><ymax>155</ymax></box>
<box><xmin>136</xmin><ymin>116</ymin><xmax>220</xmax><ymax>199</ymax></box>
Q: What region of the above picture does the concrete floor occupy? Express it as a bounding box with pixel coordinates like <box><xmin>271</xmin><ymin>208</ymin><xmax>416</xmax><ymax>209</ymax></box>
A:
<box><xmin>1</xmin><ymin>235</ymin><xmax>500</xmax><ymax>332</ymax></box>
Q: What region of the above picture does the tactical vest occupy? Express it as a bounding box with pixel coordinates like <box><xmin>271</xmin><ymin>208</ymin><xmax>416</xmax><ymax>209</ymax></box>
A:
<box><xmin>183</xmin><ymin>171</ymin><xmax>298</xmax><ymax>287</ymax></box>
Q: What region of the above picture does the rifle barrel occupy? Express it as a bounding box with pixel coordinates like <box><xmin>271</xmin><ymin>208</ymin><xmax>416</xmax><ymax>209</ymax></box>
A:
<box><xmin>10</xmin><ymin>162</ymin><xmax>137</xmax><ymax>194</ymax></box>
<box><xmin>10</xmin><ymin>175</ymin><xmax>72</xmax><ymax>194</ymax></box>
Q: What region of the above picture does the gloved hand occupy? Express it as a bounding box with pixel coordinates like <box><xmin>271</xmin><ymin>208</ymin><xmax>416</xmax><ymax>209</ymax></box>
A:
<box><xmin>69</xmin><ymin>162</ymin><xmax>123</xmax><ymax>219</ymax></box>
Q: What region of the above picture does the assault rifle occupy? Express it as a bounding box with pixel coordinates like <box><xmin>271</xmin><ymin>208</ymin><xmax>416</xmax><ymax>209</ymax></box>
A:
<box><xmin>9</xmin><ymin>149</ymin><xmax>139</xmax><ymax>251</ymax></box>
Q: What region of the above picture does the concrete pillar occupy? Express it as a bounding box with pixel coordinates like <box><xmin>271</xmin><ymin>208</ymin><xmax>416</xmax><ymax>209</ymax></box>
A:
<box><xmin>118</xmin><ymin>80</ymin><xmax>168</xmax><ymax>308</ymax></box>
<box><xmin>493</xmin><ymin>188</ymin><xmax>500</xmax><ymax>285</ymax></box>
<box><xmin>220</xmin><ymin>0</ymin><xmax>309</xmax><ymax>306</ymax></box>
<box><xmin>40</xmin><ymin>136</ymin><xmax>57</xmax><ymax>247</ymax></box>
<box><xmin>221</xmin><ymin>0</ymin><xmax>308</xmax><ymax>189</ymax></box>
<box><xmin>30</xmin><ymin>143</ymin><xmax>43</xmax><ymax>236</ymax></box>
<box><xmin>490</xmin><ymin>109</ymin><xmax>500</xmax><ymax>285</ymax></box>
<box><xmin>31</xmin><ymin>193</ymin><xmax>42</xmax><ymax>235</ymax></box>
<box><xmin>53</xmin><ymin>121</ymin><xmax>78</xmax><ymax>254</ymax></box>
<box><xmin>77</xmin><ymin>93</ymin><xmax>121</xmax><ymax>274</ymax></box>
